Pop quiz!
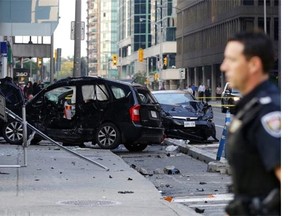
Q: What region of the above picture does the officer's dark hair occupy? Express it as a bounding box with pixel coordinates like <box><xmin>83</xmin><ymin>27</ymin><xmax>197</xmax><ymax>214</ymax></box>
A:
<box><xmin>228</xmin><ymin>31</ymin><xmax>274</xmax><ymax>74</ymax></box>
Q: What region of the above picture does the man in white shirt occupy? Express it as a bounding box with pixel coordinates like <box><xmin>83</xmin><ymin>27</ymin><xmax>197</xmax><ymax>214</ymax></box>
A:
<box><xmin>198</xmin><ymin>83</ymin><xmax>205</xmax><ymax>101</ymax></box>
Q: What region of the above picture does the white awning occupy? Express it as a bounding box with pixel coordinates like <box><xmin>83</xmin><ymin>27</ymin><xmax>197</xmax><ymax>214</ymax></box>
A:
<box><xmin>0</xmin><ymin>0</ymin><xmax>59</xmax><ymax>36</ymax></box>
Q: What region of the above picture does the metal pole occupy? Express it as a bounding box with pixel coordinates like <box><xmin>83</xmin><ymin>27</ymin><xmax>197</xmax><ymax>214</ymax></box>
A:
<box><xmin>22</xmin><ymin>106</ymin><xmax>28</xmax><ymax>166</ymax></box>
<box><xmin>264</xmin><ymin>0</ymin><xmax>267</xmax><ymax>34</ymax></box>
<box><xmin>181</xmin><ymin>10</ymin><xmax>184</xmax><ymax>68</ymax></box>
<box><xmin>73</xmin><ymin>0</ymin><xmax>82</xmax><ymax>77</ymax></box>
<box><xmin>157</xmin><ymin>7</ymin><xmax>163</xmax><ymax>80</ymax></box>
<box><xmin>4</xmin><ymin>108</ymin><xmax>109</xmax><ymax>171</ymax></box>
<box><xmin>50</xmin><ymin>34</ymin><xmax>54</xmax><ymax>82</ymax></box>
<box><xmin>146</xmin><ymin>57</ymin><xmax>149</xmax><ymax>87</ymax></box>
<box><xmin>29</xmin><ymin>59</ymin><xmax>32</xmax><ymax>81</ymax></box>
<box><xmin>145</xmin><ymin>0</ymin><xmax>149</xmax><ymax>49</ymax></box>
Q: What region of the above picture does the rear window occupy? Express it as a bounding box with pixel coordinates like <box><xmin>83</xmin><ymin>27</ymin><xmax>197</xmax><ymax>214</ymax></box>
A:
<box><xmin>135</xmin><ymin>89</ymin><xmax>157</xmax><ymax>104</ymax></box>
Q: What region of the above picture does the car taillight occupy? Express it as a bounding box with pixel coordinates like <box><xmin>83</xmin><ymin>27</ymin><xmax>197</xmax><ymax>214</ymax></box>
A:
<box><xmin>129</xmin><ymin>104</ymin><xmax>140</xmax><ymax>122</ymax></box>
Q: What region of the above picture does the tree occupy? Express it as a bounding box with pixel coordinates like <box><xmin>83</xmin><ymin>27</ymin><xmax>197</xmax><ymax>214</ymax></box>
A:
<box><xmin>132</xmin><ymin>72</ymin><xmax>146</xmax><ymax>85</ymax></box>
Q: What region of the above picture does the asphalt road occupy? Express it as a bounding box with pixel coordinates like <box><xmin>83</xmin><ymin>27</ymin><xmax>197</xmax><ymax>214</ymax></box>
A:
<box><xmin>114</xmin><ymin>143</ymin><xmax>232</xmax><ymax>216</ymax></box>
<box><xmin>113</xmin><ymin>105</ymin><xmax>233</xmax><ymax>215</ymax></box>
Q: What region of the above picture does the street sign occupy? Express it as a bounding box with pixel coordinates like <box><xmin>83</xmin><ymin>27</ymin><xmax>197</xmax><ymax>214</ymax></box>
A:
<box><xmin>71</xmin><ymin>21</ymin><xmax>85</xmax><ymax>40</ymax></box>
<box><xmin>0</xmin><ymin>42</ymin><xmax>8</xmax><ymax>56</ymax></box>
<box><xmin>0</xmin><ymin>95</ymin><xmax>7</xmax><ymax>122</ymax></box>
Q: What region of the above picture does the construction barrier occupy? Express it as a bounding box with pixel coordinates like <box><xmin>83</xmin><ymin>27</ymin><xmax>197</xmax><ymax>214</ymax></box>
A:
<box><xmin>216</xmin><ymin>110</ymin><xmax>231</xmax><ymax>161</ymax></box>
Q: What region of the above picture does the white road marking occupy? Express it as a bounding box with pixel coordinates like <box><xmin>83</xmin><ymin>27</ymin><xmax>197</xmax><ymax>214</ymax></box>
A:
<box><xmin>173</xmin><ymin>194</ymin><xmax>233</xmax><ymax>203</ymax></box>
<box><xmin>215</xmin><ymin>124</ymin><xmax>224</xmax><ymax>128</ymax></box>
<box><xmin>188</xmin><ymin>203</ymin><xmax>228</xmax><ymax>208</ymax></box>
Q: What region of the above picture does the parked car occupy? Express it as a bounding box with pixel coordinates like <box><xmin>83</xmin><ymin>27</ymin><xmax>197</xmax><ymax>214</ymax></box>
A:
<box><xmin>221</xmin><ymin>82</ymin><xmax>241</xmax><ymax>114</ymax></box>
<box><xmin>0</xmin><ymin>77</ymin><xmax>164</xmax><ymax>152</ymax></box>
<box><xmin>152</xmin><ymin>90</ymin><xmax>217</xmax><ymax>143</ymax></box>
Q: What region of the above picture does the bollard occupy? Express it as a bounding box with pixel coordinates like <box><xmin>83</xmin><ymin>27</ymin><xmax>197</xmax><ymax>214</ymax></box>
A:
<box><xmin>216</xmin><ymin>110</ymin><xmax>231</xmax><ymax>160</ymax></box>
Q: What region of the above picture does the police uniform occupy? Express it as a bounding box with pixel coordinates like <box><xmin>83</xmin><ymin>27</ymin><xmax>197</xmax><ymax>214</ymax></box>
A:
<box><xmin>225</xmin><ymin>80</ymin><xmax>281</xmax><ymax>215</ymax></box>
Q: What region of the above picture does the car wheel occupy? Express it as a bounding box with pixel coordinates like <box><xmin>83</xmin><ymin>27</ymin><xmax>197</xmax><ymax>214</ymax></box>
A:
<box><xmin>2</xmin><ymin>120</ymin><xmax>23</xmax><ymax>145</ymax></box>
<box><xmin>96</xmin><ymin>123</ymin><xmax>120</xmax><ymax>149</ymax></box>
<box><xmin>124</xmin><ymin>143</ymin><xmax>148</xmax><ymax>152</ymax></box>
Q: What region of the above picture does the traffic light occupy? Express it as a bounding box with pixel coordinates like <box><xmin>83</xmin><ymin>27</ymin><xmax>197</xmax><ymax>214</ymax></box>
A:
<box><xmin>138</xmin><ymin>48</ymin><xmax>144</xmax><ymax>62</ymax></box>
<box><xmin>163</xmin><ymin>57</ymin><xmax>168</xmax><ymax>67</ymax></box>
<box><xmin>37</xmin><ymin>58</ymin><xmax>42</xmax><ymax>67</ymax></box>
<box><xmin>112</xmin><ymin>54</ymin><xmax>118</xmax><ymax>66</ymax></box>
<box><xmin>54</xmin><ymin>49</ymin><xmax>57</xmax><ymax>60</ymax></box>
<box><xmin>154</xmin><ymin>73</ymin><xmax>159</xmax><ymax>81</ymax></box>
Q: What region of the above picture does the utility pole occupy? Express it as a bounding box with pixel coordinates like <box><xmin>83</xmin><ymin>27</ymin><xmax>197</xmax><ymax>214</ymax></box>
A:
<box><xmin>50</xmin><ymin>34</ymin><xmax>54</xmax><ymax>82</ymax></box>
<box><xmin>73</xmin><ymin>0</ymin><xmax>81</xmax><ymax>77</ymax></box>
<box><xmin>264</xmin><ymin>0</ymin><xmax>267</xmax><ymax>33</ymax></box>
<box><xmin>157</xmin><ymin>7</ymin><xmax>163</xmax><ymax>82</ymax></box>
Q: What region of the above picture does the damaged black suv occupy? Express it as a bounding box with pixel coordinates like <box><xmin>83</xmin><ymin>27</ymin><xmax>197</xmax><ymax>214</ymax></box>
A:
<box><xmin>0</xmin><ymin>77</ymin><xmax>164</xmax><ymax>152</ymax></box>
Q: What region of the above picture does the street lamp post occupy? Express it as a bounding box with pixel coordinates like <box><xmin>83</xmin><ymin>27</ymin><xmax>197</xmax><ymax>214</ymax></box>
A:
<box><xmin>264</xmin><ymin>0</ymin><xmax>267</xmax><ymax>34</ymax></box>
<box><xmin>157</xmin><ymin>7</ymin><xmax>163</xmax><ymax>84</ymax></box>
<box><xmin>73</xmin><ymin>0</ymin><xmax>81</xmax><ymax>77</ymax></box>
<box><xmin>146</xmin><ymin>57</ymin><xmax>149</xmax><ymax>87</ymax></box>
<box><xmin>140</xmin><ymin>6</ymin><xmax>164</xmax><ymax>89</ymax></box>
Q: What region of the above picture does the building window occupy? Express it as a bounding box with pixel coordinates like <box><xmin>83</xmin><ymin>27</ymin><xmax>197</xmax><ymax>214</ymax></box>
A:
<box><xmin>258</xmin><ymin>0</ymin><xmax>271</xmax><ymax>6</ymax></box>
<box><xmin>241</xmin><ymin>17</ymin><xmax>254</xmax><ymax>31</ymax></box>
<box><xmin>166</xmin><ymin>28</ymin><xmax>176</xmax><ymax>41</ymax></box>
<box><xmin>258</xmin><ymin>17</ymin><xmax>270</xmax><ymax>35</ymax></box>
<box><xmin>243</xmin><ymin>0</ymin><xmax>254</xmax><ymax>5</ymax></box>
<box><xmin>274</xmin><ymin>0</ymin><xmax>279</xmax><ymax>6</ymax></box>
<box><xmin>274</xmin><ymin>18</ymin><xmax>278</xmax><ymax>40</ymax></box>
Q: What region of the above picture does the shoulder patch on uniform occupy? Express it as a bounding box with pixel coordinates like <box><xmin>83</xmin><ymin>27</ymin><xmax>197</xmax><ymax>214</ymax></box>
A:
<box><xmin>261</xmin><ymin>111</ymin><xmax>281</xmax><ymax>138</ymax></box>
<box><xmin>259</xmin><ymin>96</ymin><xmax>272</xmax><ymax>104</ymax></box>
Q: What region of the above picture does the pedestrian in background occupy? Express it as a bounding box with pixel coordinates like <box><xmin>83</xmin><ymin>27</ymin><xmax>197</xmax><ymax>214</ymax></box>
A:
<box><xmin>221</xmin><ymin>31</ymin><xmax>281</xmax><ymax>215</ymax></box>
<box><xmin>32</xmin><ymin>81</ymin><xmax>41</xmax><ymax>95</ymax></box>
<box><xmin>205</xmin><ymin>85</ymin><xmax>211</xmax><ymax>103</ymax></box>
<box><xmin>24</xmin><ymin>81</ymin><xmax>33</xmax><ymax>100</ymax></box>
<box><xmin>216</xmin><ymin>85</ymin><xmax>222</xmax><ymax>101</ymax></box>
<box><xmin>191</xmin><ymin>83</ymin><xmax>197</xmax><ymax>97</ymax></box>
<box><xmin>198</xmin><ymin>83</ymin><xmax>205</xmax><ymax>101</ymax></box>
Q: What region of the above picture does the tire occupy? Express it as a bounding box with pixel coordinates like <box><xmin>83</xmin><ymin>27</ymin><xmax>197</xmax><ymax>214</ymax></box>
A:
<box><xmin>96</xmin><ymin>123</ymin><xmax>120</xmax><ymax>149</ymax></box>
<box><xmin>2</xmin><ymin>120</ymin><xmax>23</xmax><ymax>145</ymax></box>
<box><xmin>124</xmin><ymin>143</ymin><xmax>148</xmax><ymax>152</ymax></box>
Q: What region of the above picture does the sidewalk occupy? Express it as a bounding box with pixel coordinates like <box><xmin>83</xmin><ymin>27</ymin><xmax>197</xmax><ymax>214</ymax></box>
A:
<box><xmin>0</xmin><ymin>143</ymin><xmax>196</xmax><ymax>216</ymax></box>
<box><xmin>164</xmin><ymin>138</ymin><xmax>231</xmax><ymax>175</ymax></box>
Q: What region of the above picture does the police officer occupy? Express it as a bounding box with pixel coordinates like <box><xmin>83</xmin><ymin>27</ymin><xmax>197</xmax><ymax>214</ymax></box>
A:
<box><xmin>220</xmin><ymin>31</ymin><xmax>281</xmax><ymax>215</ymax></box>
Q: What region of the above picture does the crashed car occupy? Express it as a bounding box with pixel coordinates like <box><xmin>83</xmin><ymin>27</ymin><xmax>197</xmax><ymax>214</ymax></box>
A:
<box><xmin>152</xmin><ymin>90</ymin><xmax>217</xmax><ymax>143</ymax></box>
<box><xmin>0</xmin><ymin>77</ymin><xmax>164</xmax><ymax>152</ymax></box>
<box><xmin>0</xmin><ymin>77</ymin><xmax>26</xmax><ymax>144</ymax></box>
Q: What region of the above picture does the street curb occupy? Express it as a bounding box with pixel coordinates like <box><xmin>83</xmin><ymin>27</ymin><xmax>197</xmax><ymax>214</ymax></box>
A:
<box><xmin>164</xmin><ymin>138</ymin><xmax>231</xmax><ymax>175</ymax></box>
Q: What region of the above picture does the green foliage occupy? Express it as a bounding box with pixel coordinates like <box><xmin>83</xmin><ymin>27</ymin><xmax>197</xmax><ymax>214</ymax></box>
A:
<box><xmin>132</xmin><ymin>72</ymin><xmax>146</xmax><ymax>85</ymax></box>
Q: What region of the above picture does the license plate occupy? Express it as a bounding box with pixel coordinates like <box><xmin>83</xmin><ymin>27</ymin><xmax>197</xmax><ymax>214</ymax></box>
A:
<box><xmin>151</xmin><ymin>111</ymin><xmax>157</xmax><ymax>118</ymax></box>
<box><xmin>184</xmin><ymin>121</ymin><xmax>195</xmax><ymax>127</ymax></box>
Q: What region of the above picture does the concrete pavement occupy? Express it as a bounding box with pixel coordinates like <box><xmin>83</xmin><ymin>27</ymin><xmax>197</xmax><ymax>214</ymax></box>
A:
<box><xmin>164</xmin><ymin>138</ymin><xmax>231</xmax><ymax>175</ymax></box>
<box><xmin>0</xmin><ymin>142</ymin><xmax>197</xmax><ymax>216</ymax></box>
<box><xmin>0</xmin><ymin>109</ymin><xmax>230</xmax><ymax>216</ymax></box>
